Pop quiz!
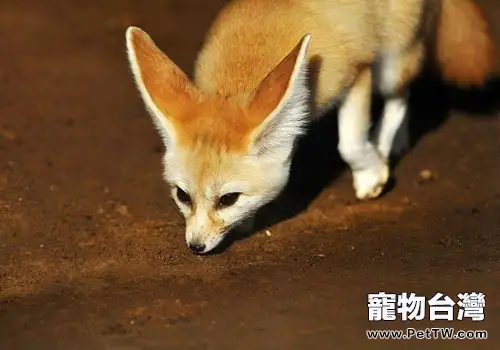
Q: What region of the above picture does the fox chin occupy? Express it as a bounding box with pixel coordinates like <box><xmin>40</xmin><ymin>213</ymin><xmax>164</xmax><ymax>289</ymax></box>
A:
<box><xmin>125</xmin><ymin>0</ymin><xmax>495</xmax><ymax>254</ymax></box>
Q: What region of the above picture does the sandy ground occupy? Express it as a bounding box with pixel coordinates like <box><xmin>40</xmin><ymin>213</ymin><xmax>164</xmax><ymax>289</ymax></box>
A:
<box><xmin>1</xmin><ymin>0</ymin><xmax>499</xmax><ymax>349</ymax></box>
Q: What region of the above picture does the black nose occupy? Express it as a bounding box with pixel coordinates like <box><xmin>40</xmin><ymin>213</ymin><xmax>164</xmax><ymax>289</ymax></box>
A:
<box><xmin>189</xmin><ymin>243</ymin><xmax>206</xmax><ymax>253</ymax></box>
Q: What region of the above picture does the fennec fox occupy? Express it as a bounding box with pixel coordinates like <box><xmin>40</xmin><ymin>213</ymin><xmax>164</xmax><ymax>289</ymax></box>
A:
<box><xmin>125</xmin><ymin>0</ymin><xmax>494</xmax><ymax>253</ymax></box>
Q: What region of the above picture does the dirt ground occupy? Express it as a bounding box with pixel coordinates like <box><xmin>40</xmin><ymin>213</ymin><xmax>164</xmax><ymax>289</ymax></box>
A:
<box><xmin>1</xmin><ymin>0</ymin><xmax>499</xmax><ymax>349</ymax></box>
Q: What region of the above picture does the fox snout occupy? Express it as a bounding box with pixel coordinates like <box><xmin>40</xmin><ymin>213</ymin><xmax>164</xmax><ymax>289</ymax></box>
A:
<box><xmin>187</xmin><ymin>242</ymin><xmax>206</xmax><ymax>254</ymax></box>
<box><xmin>186</xmin><ymin>236</ymin><xmax>223</xmax><ymax>254</ymax></box>
<box><xmin>185</xmin><ymin>228</ymin><xmax>227</xmax><ymax>254</ymax></box>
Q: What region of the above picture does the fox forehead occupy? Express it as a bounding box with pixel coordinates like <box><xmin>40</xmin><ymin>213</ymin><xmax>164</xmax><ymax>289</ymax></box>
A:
<box><xmin>166</xmin><ymin>94</ymin><xmax>262</xmax><ymax>152</ymax></box>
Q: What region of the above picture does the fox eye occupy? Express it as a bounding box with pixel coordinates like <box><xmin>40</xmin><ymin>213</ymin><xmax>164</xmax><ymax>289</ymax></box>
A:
<box><xmin>176</xmin><ymin>187</ymin><xmax>192</xmax><ymax>205</ymax></box>
<box><xmin>218</xmin><ymin>192</ymin><xmax>241</xmax><ymax>208</ymax></box>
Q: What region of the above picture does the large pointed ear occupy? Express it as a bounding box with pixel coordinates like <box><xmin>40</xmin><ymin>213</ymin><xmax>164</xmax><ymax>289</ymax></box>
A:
<box><xmin>248</xmin><ymin>34</ymin><xmax>311</xmax><ymax>158</ymax></box>
<box><xmin>125</xmin><ymin>26</ymin><xmax>199</xmax><ymax>145</ymax></box>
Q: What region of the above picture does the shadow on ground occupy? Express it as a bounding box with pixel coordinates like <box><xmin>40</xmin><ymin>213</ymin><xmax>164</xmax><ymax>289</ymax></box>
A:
<box><xmin>219</xmin><ymin>72</ymin><xmax>500</xmax><ymax>251</ymax></box>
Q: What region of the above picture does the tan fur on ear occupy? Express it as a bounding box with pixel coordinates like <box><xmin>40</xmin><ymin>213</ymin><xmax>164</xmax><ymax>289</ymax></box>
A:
<box><xmin>246</xmin><ymin>34</ymin><xmax>312</xmax><ymax>156</ymax></box>
<box><xmin>125</xmin><ymin>27</ymin><xmax>201</xmax><ymax>138</ymax></box>
<box><xmin>249</xmin><ymin>34</ymin><xmax>311</xmax><ymax>119</ymax></box>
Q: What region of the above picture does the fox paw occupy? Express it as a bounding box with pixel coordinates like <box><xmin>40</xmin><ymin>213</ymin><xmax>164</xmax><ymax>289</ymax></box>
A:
<box><xmin>353</xmin><ymin>162</ymin><xmax>390</xmax><ymax>200</ymax></box>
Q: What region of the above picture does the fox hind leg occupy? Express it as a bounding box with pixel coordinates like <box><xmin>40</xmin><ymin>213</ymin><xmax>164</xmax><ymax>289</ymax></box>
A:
<box><xmin>338</xmin><ymin>68</ymin><xmax>389</xmax><ymax>200</ymax></box>
<box><xmin>376</xmin><ymin>94</ymin><xmax>409</xmax><ymax>159</ymax></box>
<box><xmin>374</xmin><ymin>43</ymin><xmax>425</xmax><ymax>159</ymax></box>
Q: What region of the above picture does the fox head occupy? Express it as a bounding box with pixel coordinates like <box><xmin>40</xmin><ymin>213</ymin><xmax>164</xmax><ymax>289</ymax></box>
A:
<box><xmin>125</xmin><ymin>27</ymin><xmax>311</xmax><ymax>254</ymax></box>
